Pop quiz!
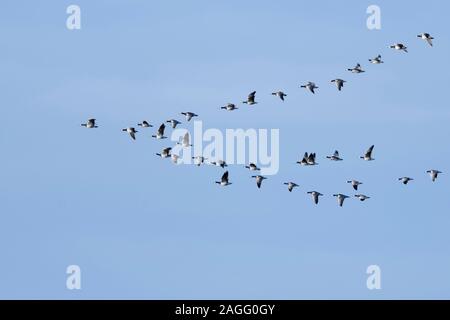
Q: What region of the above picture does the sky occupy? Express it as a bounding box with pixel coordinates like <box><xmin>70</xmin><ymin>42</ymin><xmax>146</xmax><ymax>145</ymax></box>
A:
<box><xmin>1</xmin><ymin>0</ymin><xmax>450</xmax><ymax>299</ymax></box>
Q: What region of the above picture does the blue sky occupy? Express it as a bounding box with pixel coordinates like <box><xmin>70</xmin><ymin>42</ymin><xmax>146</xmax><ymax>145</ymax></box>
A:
<box><xmin>1</xmin><ymin>0</ymin><xmax>450</xmax><ymax>299</ymax></box>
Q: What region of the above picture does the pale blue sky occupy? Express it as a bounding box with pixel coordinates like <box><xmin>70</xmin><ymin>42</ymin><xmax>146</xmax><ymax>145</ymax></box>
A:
<box><xmin>1</xmin><ymin>0</ymin><xmax>450</xmax><ymax>299</ymax></box>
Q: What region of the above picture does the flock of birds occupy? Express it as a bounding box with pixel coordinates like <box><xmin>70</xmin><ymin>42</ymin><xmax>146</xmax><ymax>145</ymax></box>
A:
<box><xmin>81</xmin><ymin>32</ymin><xmax>442</xmax><ymax>207</ymax></box>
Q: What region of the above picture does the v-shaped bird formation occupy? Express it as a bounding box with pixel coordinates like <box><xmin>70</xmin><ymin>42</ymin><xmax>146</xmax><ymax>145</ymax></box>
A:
<box><xmin>81</xmin><ymin>32</ymin><xmax>442</xmax><ymax>207</ymax></box>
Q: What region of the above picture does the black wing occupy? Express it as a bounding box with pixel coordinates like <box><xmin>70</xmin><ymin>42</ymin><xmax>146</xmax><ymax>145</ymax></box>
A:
<box><xmin>222</xmin><ymin>171</ymin><xmax>229</xmax><ymax>183</ymax></box>
<box><xmin>158</xmin><ymin>123</ymin><xmax>166</xmax><ymax>135</ymax></box>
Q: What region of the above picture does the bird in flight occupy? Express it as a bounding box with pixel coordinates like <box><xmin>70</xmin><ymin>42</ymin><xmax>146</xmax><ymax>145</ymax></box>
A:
<box><xmin>369</xmin><ymin>54</ymin><xmax>384</xmax><ymax>64</ymax></box>
<box><xmin>122</xmin><ymin>127</ymin><xmax>137</xmax><ymax>140</ymax></box>
<box><xmin>210</xmin><ymin>159</ymin><xmax>227</xmax><ymax>168</ymax></box>
<box><xmin>360</xmin><ymin>145</ymin><xmax>375</xmax><ymax>161</ymax></box>
<box><xmin>272</xmin><ymin>91</ymin><xmax>287</xmax><ymax>101</ymax></box>
<box><xmin>156</xmin><ymin>147</ymin><xmax>172</xmax><ymax>158</ymax></box>
<box><xmin>171</xmin><ymin>154</ymin><xmax>179</xmax><ymax>164</ymax></box>
<box><xmin>348</xmin><ymin>63</ymin><xmax>365</xmax><ymax>73</ymax></box>
<box><xmin>181</xmin><ymin>112</ymin><xmax>198</xmax><ymax>121</ymax></box>
<box><xmin>245</xmin><ymin>163</ymin><xmax>260</xmax><ymax>171</ymax></box>
<box><xmin>297</xmin><ymin>152</ymin><xmax>317</xmax><ymax>166</ymax></box>
<box><xmin>326</xmin><ymin>150</ymin><xmax>343</xmax><ymax>161</ymax></box>
<box><xmin>331</xmin><ymin>79</ymin><xmax>346</xmax><ymax>91</ymax></box>
<box><xmin>216</xmin><ymin>171</ymin><xmax>232</xmax><ymax>186</ymax></box>
<box><xmin>427</xmin><ymin>170</ymin><xmax>442</xmax><ymax>182</ymax></box>
<box><xmin>417</xmin><ymin>33</ymin><xmax>434</xmax><ymax>47</ymax></box>
<box><xmin>138</xmin><ymin>120</ymin><xmax>152</xmax><ymax>128</ymax></box>
<box><xmin>347</xmin><ymin>180</ymin><xmax>362</xmax><ymax>191</ymax></box>
<box><xmin>176</xmin><ymin>132</ymin><xmax>191</xmax><ymax>148</ymax></box>
<box><xmin>221</xmin><ymin>103</ymin><xmax>238</xmax><ymax>111</ymax></box>
<box><xmin>390</xmin><ymin>43</ymin><xmax>408</xmax><ymax>52</ymax></box>
<box><xmin>307</xmin><ymin>191</ymin><xmax>323</xmax><ymax>205</ymax></box>
<box><xmin>284</xmin><ymin>182</ymin><xmax>299</xmax><ymax>192</ymax></box>
<box><xmin>300</xmin><ymin>82</ymin><xmax>318</xmax><ymax>94</ymax></box>
<box><xmin>192</xmin><ymin>156</ymin><xmax>207</xmax><ymax>166</ymax></box>
<box><xmin>398</xmin><ymin>177</ymin><xmax>414</xmax><ymax>185</ymax></box>
<box><xmin>333</xmin><ymin>194</ymin><xmax>349</xmax><ymax>207</ymax></box>
<box><xmin>252</xmin><ymin>175</ymin><xmax>267</xmax><ymax>189</ymax></box>
<box><xmin>355</xmin><ymin>194</ymin><xmax>370</xmax><ymax>201</ymax></box>
<box><xmin>243</xmin><ymin>91</ymin><xmax>257</xmax><ymax>105</ymax></box>
<box><xmin>166</xmin><ymin>119</ymin><xmax>182</xmax><ymax>128</ymax></box>
<box><xmin>152</xmin><ymin>123</ymin><xmax>167</xmax><ymax>139</ymax></box>
<box><xmin>81</xmin><ymin>118</ymin><xmax>98</xmax><ymax>128</ymax></box>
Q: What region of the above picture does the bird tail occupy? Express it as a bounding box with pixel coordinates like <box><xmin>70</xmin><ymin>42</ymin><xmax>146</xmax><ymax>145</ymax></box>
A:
<box><xmin>81</xmin><ymin>124</ymin><xmax>87</xmax><ymax>127</ymax></box>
